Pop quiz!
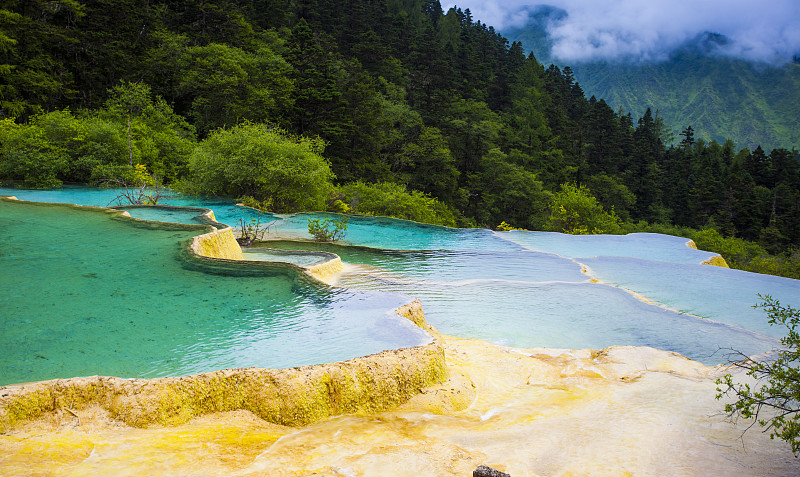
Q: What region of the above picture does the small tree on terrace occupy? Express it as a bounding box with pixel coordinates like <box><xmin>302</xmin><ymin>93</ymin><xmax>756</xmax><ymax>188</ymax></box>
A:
<box><xmin>716</xmin><ymin>295</ymin><xmax>800</xmax><ymax>454</ymax></box>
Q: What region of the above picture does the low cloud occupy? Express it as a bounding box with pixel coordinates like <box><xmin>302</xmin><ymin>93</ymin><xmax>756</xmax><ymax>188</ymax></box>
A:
<box><xmin>444</xmin><ymin>0</ymin><xmax>800</xmax><ymax>64</ymax></box>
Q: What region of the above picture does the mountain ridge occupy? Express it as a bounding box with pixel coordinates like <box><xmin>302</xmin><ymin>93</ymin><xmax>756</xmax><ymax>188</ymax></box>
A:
<box><xmin>502</xmin><ymin>14</ymin><xmax>800</xmax><ymax>151</ymax></box>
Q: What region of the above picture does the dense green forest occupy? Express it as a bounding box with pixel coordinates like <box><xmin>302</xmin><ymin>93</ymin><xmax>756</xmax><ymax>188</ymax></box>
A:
<box><xmin>501</xmin><ymin>7</ymin><xmax>800</xmax><ymax>152</ymax></box>
<box><xmin>1</xmin><ymin>0</ymin><xmax>799</xmax><ymax>277</ymax></box>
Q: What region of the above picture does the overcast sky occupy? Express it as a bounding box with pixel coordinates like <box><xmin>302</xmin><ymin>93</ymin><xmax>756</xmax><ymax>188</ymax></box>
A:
<box><xmin>444</xmin><ymin>0</ymin><xmax>800</xmax><ymax>64</ymax></box>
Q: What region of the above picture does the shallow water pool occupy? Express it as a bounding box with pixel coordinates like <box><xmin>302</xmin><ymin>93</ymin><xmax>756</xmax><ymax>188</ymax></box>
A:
<box><xmin>114</xmin><ymin>206</ymin><xmax>210</xmax><ymax>225</ymax></box>
<box><xmin>1</xmin><ymin>186</ymin><xmax>798</xmax><ymax>376</ymax></box>
<box><xmin>0</xmin><ymin>198</ymin><xmax>429</xmax><ymax>385</ymax></box>
<box><xmin>265</xmin><ymin>241</ymin><xmax>784</xmax><ymax>362</ymax></box>
<box><xmin>241</xmin><ymin>248</ymin><xmax>332</xmax><ymax>267</ymax></box>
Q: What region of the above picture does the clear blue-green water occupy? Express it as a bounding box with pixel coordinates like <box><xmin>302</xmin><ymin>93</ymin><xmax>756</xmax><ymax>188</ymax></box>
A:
<box><xmin>1</xmin><ymin>185</ymin><xmax>799</xmax><ymax>385</ymax></box>
<box><xmin>241</xmin><ymin>249</ymin><xmax>331</xmax><ymax>267</ymax></box>
<box><xmin>114</xmin><ymin>206</ymin><xmax>210</xmax><ymax>225</ymax></box>
<box><xmin>0</xmin><ymin>197</ymin><xmax>429</xmax><ymax>385</ymax></box>
<box><xmin>0</xmin><ymin>186</ymin><xmax>274</xmax><ymax>228</ymax></box>
<box><xmin>264</xmin><ymin>241</ymin><xmax>785</xmax><ymax>361</ymax></box>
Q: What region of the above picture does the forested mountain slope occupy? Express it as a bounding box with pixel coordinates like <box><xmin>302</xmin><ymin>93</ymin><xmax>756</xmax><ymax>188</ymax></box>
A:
<box><xmin>502</xmin><ymin>11</ymin><xmax>800</xmax><ymax>151</ymax></box>
<box><xmin>1</xmin><ymin>0</ymin><xmax>799</xmax><ymax>275</ymax></box>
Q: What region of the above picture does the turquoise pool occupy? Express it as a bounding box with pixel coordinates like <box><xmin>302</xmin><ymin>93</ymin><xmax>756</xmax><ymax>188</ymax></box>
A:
<box><xmin>114</xmin><ymin>205</ymin><xmax>211</xmax><ymax>225</ymax></box>
<box><xmin>0</xmin><ymin>197</ymin><xmax>428</xmax><ymax>385</ymax></box>
<box><xmin>1</xmin><ymin>185</ymin><xmax>798</xmax><ymax>384</ymax></box>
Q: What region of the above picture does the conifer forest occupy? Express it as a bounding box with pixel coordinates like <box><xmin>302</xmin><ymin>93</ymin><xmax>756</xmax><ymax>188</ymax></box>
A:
<box><xmin>1</xmin><ymin>0</ymin><xmax>799</xmax><ymax>277</ymax></box>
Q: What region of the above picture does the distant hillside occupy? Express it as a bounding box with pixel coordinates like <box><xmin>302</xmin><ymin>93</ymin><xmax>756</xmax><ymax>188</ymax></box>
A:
<box><xmin>503</xmin><ymin>12</ymin><xmax>800</xmax><ymax>151</ymax></box>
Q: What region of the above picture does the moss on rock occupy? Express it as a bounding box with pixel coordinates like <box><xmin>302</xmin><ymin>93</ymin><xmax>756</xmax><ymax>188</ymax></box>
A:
<box><xmin>0</xmin><ymin>301</ymin><xmax>447</xmax><ymax>432</ymax></box>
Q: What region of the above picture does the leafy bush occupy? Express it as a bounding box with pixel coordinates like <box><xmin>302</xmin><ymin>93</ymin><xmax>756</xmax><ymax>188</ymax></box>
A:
<box><xmin>237</xmin><ymin>195</ymin><xmax>273</xmax><ymax>212</ymax></box>
<box><xmin>689</xmin><ymin>228</ymin><xmax>800</xmax><ymax>279</ymax></box>
<box><xmin>617</xmin><ymin>220</ymin><xmax>697</xmax><ymax>238</ymax></box>
<box><xmin>0</xmin><ymin>116</ymin><xmax>70</xmax><ymax>188</ymax></box>
<box><xmin>101</xmin><ymin>164</ymin><xmax>170</xmax><ymax>206</ymax></box>
<box><xmin>335</xmin><ymin>181</ymin><xmax>457</xmax><ymax>227</ymax></box>
<box><xmin>237</xmin><ymin>217</ymin><xmax>271</xmax><ymax>246</ymax></box>
<box><xmin>691</xmin><ymin>228</ymin><xmax>768</xmax><ymax>268</ymax></box>
<box><xmin>717</xmin><ymin>295</ymin><xmax>800</xmax><ymax>454</ymax></box>
<box><xmin>182</xmin><ymin>122</ymin><xmax>334</xmax><ymax>212</ymax></box>
<box><xmin>330</xmin><ymin>199</ymin><xmax>350</xmax><ymax>214</ymax></box>
<box><xmin>72</xmin><ymin>117</ymin><xmax>128</xmax><ymax>182</ymax></box>
<box><xmin>307</xmin><ymin>217</ymin><xmax>348</xmax><ymax>242</ymax></box>
<box><xmin>615</xmin><ymin>221</ymin><xmax>800</xmax><ymax>279</ymax></box>
<box><xmin>497</xmin><ymin>221</ymin><xmax>525</xmax><ymax>231</ymax></box>
<box><xmin>546</xmin><ymin>183</ymin><xmax>620</xmax><ymax>234</ymax></box>
<box><xmin>746</xmin><ymin>251</ymin><xmax>800</xmax><ymax>279</ymax></box>
<box><xmin>0</xmin><ymin>88</ymin><xmax>194</xmax><ymax>187</ymax></box>
<box><xmin>583</xmin><ymin>173</ymin><xmax>636</xmax><ymax>221</ymax></box>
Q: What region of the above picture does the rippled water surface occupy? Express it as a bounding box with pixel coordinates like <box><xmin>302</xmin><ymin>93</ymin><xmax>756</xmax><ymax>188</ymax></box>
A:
<box><xmin>2</xmin><ymin>186</ymin><xmax>798</xmax><ymax>378</ymax></box>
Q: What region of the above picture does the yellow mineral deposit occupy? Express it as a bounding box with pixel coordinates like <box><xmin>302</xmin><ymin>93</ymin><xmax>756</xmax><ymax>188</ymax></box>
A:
<box><xmin>0</xmin><ymin>205</ymin><xmax>792</xmax><ymax>475</ymax></box>
<box><xmin>700</xmin><ymin>254</ymin><xmax>731</xmax><ymax>267</ymax></box>
<box><xmin>1</xmin><ymin>334</ymin><xmax>796</xmax><ymax>476</ymax></box>
<box><xmin>192</xmin><ymin>227</ymin><xmax>245</xmax><ymax>261</ymax></box>
<box><xmin>686</xmin><ymin>239</ymin><xmax>730</xmax><ymax>267</ymax></box>
<box><xmin>306</xmin><ymin>256</ymin><xmax>345</xmax><ymax>282</ymax></box>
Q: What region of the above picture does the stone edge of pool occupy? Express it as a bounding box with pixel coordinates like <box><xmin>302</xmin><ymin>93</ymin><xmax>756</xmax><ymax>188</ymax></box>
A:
<box><xmin>685</xmin><ymin>239</ymin><xmax>730</xmax><ymax>267</ymax></box>
<box><xmin>0</xmin><ymin>197</ymin><xmax>448</xmax><ymax>432</ymax></box>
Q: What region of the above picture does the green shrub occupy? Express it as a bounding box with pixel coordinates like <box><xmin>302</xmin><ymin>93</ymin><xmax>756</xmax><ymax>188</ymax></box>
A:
<box><xmin>468</xmin><ymin>148</ymin><xmax>552</xmax><ymax>230</ymax></box>
<box><xmin>617</xmin><ymin>220</ymin><xmax>697</xmax><ymax>238</ymax></box>
<box><xmin>235</xmin><ymin>195</ymin><xmax>273</xmax><ymax>212</ymax></box>
<box><xmin>335</xmin><ymin>181</ymin><xmax>457</xmax><ymax>227</ymax></box>
<box><xmin>717</xmin><ymin>295</ymin><xmax>800</xmax><ymax>455</ymax></box>
<box><xmin>183</xmin><ymin>123</ymin><xmax>334</xmax><ymax>212</ymax></box>
<box><xmin>546</xmin><ymin>183</ymin><xmax>620</xmax><ymax>234</ymax></box>
<box><xmin>0</xmin><ymin>117</ymin><xmax>70</xmax><ymax>188</ymax></box>
<box><xmin>237</xmin><ymin>217</ymin><xmax>271</xmax><ymax>246</ymax></box>
<box><xmin>692</xmin><ymin>228</ymin><xmax>768</xmax><ymax>268</ymax></box>
<box><xmin>307</xmin><ymin>217</ymin><xmax>348</xmax><ymax>242</ymax></box>
<box><xmin>497</xmin><ymin>221</ymin><xmax>525</xmax><ymax>231</ymax></box>
<box><xmin>0</xmin><ymin>95</ymin><xmax>193</xmax><ymax>187</ymax></box>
